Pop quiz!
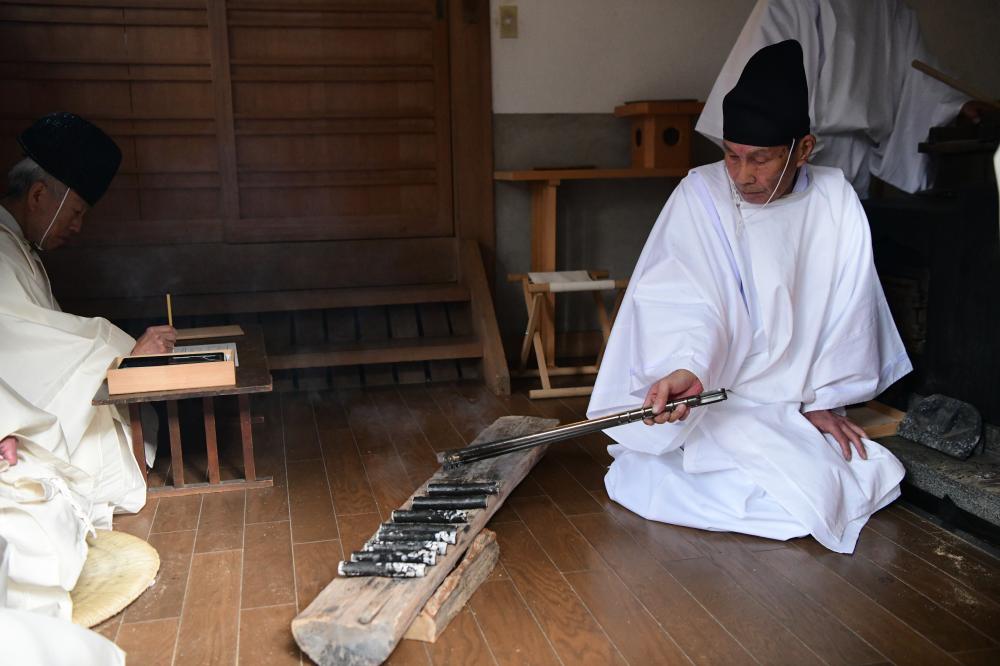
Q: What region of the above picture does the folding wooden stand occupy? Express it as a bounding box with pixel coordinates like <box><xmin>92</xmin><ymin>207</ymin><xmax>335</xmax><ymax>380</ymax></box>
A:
<box><xmin>509</xmin><ymin>270</ymin><xmax>627</xmax><ymax>399</ymax></box>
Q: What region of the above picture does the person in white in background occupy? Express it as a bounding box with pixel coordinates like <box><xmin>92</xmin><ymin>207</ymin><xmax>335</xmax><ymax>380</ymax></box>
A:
<box><xmin>696</xmin><ymin>0</ymin><xmax>987</xmax><ymax>197</ymax></box>
<box><xmin>589</xmin><ymin>40</ymin><xmax>911</xmax><ymax>554</ymax></box>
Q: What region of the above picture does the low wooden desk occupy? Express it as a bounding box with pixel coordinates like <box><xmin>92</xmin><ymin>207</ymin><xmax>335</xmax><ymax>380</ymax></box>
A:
<box><xmin>93</xmin><ymin>325</ymin><xmax>274</xmax><ymax>497</ymax></box>
<box><xmin>494</xmin><ymin>167</ymin><xmax>685</xmax><ymax>362</ymax></box>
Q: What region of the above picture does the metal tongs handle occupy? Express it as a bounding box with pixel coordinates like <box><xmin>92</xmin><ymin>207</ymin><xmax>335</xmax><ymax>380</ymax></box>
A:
<box><xmin>438</xmin><ymin>389</ymin><xmax>728</xmax><ymax>467</ymax></box>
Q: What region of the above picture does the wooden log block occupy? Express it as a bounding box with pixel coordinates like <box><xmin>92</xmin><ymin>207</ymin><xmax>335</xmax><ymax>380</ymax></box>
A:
<box><xmin>846</xmin><ymin>401</ymin><xmax>906</xmax><ymax>439</ymax></box>
<box><xmin>291</xmin><ymin>415</ymin><xmax>557</xmax><ymax>666</ymax></box>
<box><xmin>403</xmin><ymin>528</ymin><xmax>499</xmax><ymax>643</ymax></box>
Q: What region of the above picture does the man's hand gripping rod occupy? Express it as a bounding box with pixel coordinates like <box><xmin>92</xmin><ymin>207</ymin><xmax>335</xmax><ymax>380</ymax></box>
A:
<box><xmin>437</xmin><ymin>389</ymin><xmax>728</xmax><ymax>468</ymax></box>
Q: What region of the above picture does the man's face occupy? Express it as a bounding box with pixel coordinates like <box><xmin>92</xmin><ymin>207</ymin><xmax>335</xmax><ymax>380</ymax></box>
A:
<box><xmin>723</xmin><ymin>140</ymin><xmax>796</xmax><ymax>205</ymax></box>
<box><xmin>26</xmin><ymin>181</ymin><xmax>89</xmax><ymax>250</ymax></box>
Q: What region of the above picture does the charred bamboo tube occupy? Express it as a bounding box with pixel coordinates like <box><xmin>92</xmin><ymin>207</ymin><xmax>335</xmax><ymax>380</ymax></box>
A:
<box><xmin>410</xmin><ymin>495</ymin><xmax>488</xmax><ymax>510</ymax></box>
<box><xmin>351</xmin><ymin>549</ymin><xmax>436</xmax><ymax>565</ymax></box>
<box><xmin>391</xmin><ymin>509</ymin><xmax>468</xmax><ymax>524</ymax></box>
<box><xmin>438</xmin><ymin>389</ymin><xmax>728</xmax><ymax>467</ymax></box>
<box><xmin>376</xmin><ymin>525</ymin><xmax>458</xmax><ymax>544</ymax></box>
<box><xmin>363</xmin><ymin>539</ymin><xmax>448</xmax><ymax>555</ymax></box>
<box><xmin>337</xmin><ymin>561</ymin><xmax>425</xmax><ymax>578</ymax></box>
<box><xmin>426</xmin><ymin>482</ymin><xmax>501</xmax><ymax>496</ymax></box>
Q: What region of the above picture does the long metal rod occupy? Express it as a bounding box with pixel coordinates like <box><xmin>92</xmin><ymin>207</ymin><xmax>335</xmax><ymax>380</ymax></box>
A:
<box><xmin>438</xmin><ymin>389</ymin><xmax>728</xmax><ymax>467</ymax></box>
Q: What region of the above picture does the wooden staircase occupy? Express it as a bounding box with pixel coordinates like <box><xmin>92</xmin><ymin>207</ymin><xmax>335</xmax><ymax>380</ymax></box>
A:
<box><xmin>67</xmin><ymin>240</ymin><xmax>510</xmax><ymax>395</ymax></box>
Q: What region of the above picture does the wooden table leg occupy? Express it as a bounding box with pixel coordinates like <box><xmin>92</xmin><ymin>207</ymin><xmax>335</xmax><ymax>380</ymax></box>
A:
<box><xmin>127</xmin><ymin>403</ymin><xmax>147</xmax><ymax>485</ymax></box>
<box><xmin>530</xmin><ymin>179</ymin><xmax>559</xmax><ymax>366</ymax></box>
<box><xmin>203</xmin><ymin>396</ymin><xmax>221</xmax><ymax>485</ymax></box>
<box><xmin>239</xmin><ymin>394</ymin><xmax>256</xmax><ymax>482</ymax></box>
<box><xmin>167</xmin><ymin>400</ymin><xmax>185</xmax><ymax>487</ymax></box>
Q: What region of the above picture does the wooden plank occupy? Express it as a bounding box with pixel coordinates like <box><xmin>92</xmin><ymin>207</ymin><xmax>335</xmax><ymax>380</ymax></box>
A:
<box><xmin>207</xmin><ymin>0</ymin><xmax>240</xmax><ymax>232</ymax></box>
<box><xmin>845</xmin><ymin>401</ymin><xmax>905</xmax><ymax>438</ymax></box>
<box><xmin>358</xmin><ymin>306</ymin><xmax>394</xmax><ymax>387</ymax></box>
<box><xmin>176</xmin><ymin>324</ymin><xmax>245</xmax><ymax>340</ymax></box>
<box><xmin>494</xmin><ymin>167</ymin><xmax>689</xmax><ymax>181</ymax></box>
<box><xmin>404</xmin><ymin>529</ymin><xmax>499</xmax><ymax>643</ymax></box>
<box><xmin>69</xmin><ymin>283</ymin><xmax>469</xmax><ymax>320</ymax></box>
<box><xmin>47</xmin><ymin>238</ymin><xmax>460</xmax><ymax>302</ymax></box>
<box><xmin>459</xmin><ymin>239</ymin><xmax>509</xmax><ymax>395</ymax></box>
<box><xmin>448</xmin><ymin>0</ymin><xmax>493</xmax><ymax>263</ymax></box>
<box><xmin>388</xmin><ymin>305</ymin><xmax>427</xmax><ymax>385</ymax></box>
<box><xmin>291</xmin><ymin>415</ymin><xmax>557</xmax><ymax>666</ymax></box>
<box><xmin>269</xmin><ymin>336</ymin><xmax>482</xmax><ymax>370</ymax></box>
<box><xmin>418</xmin><ymin>303</ymin><xmax>459</xmax><ymax>382</ymax></box>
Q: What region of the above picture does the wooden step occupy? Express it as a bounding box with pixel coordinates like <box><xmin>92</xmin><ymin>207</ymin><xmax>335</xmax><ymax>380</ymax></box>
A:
<box><xmin>268</xmin><ymin>336</ymin><xmax>482</xmax><ymax>370</ymax></box>
<box><xmin>70</xmin><ymin>283</ymin><xmax>471</xmax><ymax>319</ymax></box>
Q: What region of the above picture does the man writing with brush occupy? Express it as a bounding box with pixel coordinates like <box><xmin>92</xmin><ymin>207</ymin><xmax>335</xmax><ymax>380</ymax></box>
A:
<box><xmin>0</xmin><ymin>112</ymin><xmax>174</xmax><ymax>525</ymax></box>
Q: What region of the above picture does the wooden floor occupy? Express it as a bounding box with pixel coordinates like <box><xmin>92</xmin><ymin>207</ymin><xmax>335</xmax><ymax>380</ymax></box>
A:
<box><xmin>97</xmin><ymin>381</ymin><xmax>1000</xmax><ymax>665</ymax></box>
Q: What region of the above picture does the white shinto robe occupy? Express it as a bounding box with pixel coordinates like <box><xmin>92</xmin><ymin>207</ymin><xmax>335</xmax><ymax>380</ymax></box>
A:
<box><xmin>0</xmin><ymin>206</ymin><xmax>146</xmax><ymax>532</ymax></box>
<box><xmin>588</xmin><ymin>161</ymin><xmax>911</xmax><ymax>554</ymax></box>
<box><xmin>1</xmin><ymin>535</ymin><xmax>125</xmax><ymax>665</ymax></box>
<box><xmin>0</xmin><ymin>378</ymin><xmax>96</xmax><ymax>619</ymax></box>
<box><xmin>696</xmin><ymin>0</ymin><xmax>969</xmax><ymax>196</ymax></box>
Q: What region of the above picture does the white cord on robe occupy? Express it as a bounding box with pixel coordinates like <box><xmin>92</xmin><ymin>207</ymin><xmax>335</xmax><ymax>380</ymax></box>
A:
<box><xmin>728</xmin><ymin>139</ymin><xmax>796</xmax><ymax>222</ymax></box>
<box><xmin>34</xmin><ymin>186</ymin><xmax>70</xmax><ymax>252</ymax></box>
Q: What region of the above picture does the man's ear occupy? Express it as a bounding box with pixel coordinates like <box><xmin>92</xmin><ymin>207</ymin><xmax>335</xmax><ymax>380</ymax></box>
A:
<box><xmin>25</xmin><ymin>181</ymin><xmax>47</xmax><ymax>212</ymax></box>
<box><xmin>795</xmin><ymin>134</ymin><xmax>816</xmax><ymax>166</ymax></box>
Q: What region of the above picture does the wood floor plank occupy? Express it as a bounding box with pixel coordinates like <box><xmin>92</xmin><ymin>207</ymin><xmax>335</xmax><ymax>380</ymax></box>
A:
<box><xmin>336</xmin><ymin>512</ymin><xmax>382</xmax><ymax>556</ymax></box>
<box><xmin>115</xmin><ymin>618</ymin><xmax>179</xmax><ymax>666</ymax></box>
<box><xmin>571</xmin><ymin>512</ymin><xmax>754</xmax><ymax>666</ymax></box>
<box><xmin>425</xmin><ymin>608</ymin><xmax>495</xmax><ymax>666</ymax></box>
<box><xmin>113</xmin><ymin>497</ymin><xmax>159</xmax><ymax>541</ymax></box>
<box><xmin>799</xmin><ymin>538</ymin><xmax>995</xmax><ymax>652</ymax></box>
<box><xmin>695</xmin><ymin>534</ymin><xmax>884</xmax><ymax>665</ymax></box>
<box><xmin>385</xmin><ymin>638</ymin><xmax>431</xmax><ymax>665</ymax></box>
<box><xmin>241</xmin><ymin>521</ymin><xmax>296</xmax><ymax>610</ymax></box>
<box><xmin>755</xmin><ymin>546</ymin><xmax>961</xmax><ymax>665</ymax></box>
<box><xmin>428</xmin><ymin>383</ymin><xmax>509</xmax><ymax>445</ymax></box>
<box><xmin>492</xmin><ymin>521</ymin><xmax>626</xmax><ymax>664</ymax></box>
<box><xmin>509</xmin><ymin>495</ymin><xmax>609</xmax><ymax>573</ymax></box>
<box><xmin>399</xmin><ymin>385</ymin><xmax>470</xmax><ymax>453</ymax></box>
<box><xmin>867</xmin><ymin>509</ymin><xmax>1000</xmax><ymax>603</ymax></box>
<box><xmin>294</xmin><ymin>539</ymin><xmax>343</xmax><ymax>612</ymax></box>
<box><xmin>953</xmin><ymin>647</ymin><xmax>1000</xmax><ymax>666</ymax></box>
<box><xmin>565</xmin><ymin>569</ymin><xmax>691</xmax><ymax>665</ymax></box>
<box><xmin>286</xmin><ymin>458</ymin><xmax>339</xmax><ymax>543</ymax></box>
<box><xmin>666</xmin><ymin>556</ymin><xmax>823</xmax><ymax>665</ymax></box>
<box><xmin>281</xmin><ymin>392</ymin><xmax>322</xmax><ymax>462</ymax></box>
<box><xmin>589</xmin><ymin>487</ymin><xmax>704</xmax><ymax>561</ymax></box>
<box><xmin>362</xmin><ymin>450</ymin><xmax>418</xmax><ymax>518</ymax></box>
<box><xmin>239</xmin><ymin>604</ymin><xmax>300</xmax><ymax>666</ymax></box>
<box><xmin>94</xmin><ymin>612</ymin><xmax>123</xmax><ymax>642</ymax></box>
<box><xmin>375</xmin><ymin>386</ymin><xmax>441</xmax><ymax>484</ymax></box>
<box><xmin>175</xmin><ymin>550</ymin><xmax>242</xmax><ymax>666</ymax></box>
<box><xmin>150</xmin><ymin>495</ymin><xmax>202</xmax><ymax>534</ymax></box>
<box><xmin>340</xmin><ymin>388</ymin><xmax>397</xmax><ymax>457</ymax></box>
<box><xmin>124</xmin><ymin>530</ymin><xmax>196</xmax><ymax>622</ymax></box>
<box><xmin>468</xmin><ymin>579</ymin><xmax>561</xmax><ymax>666</ymax></box>
<box><xmin>195</xmin><ymin>490</ymin><xmax>246</xmax><ymax>554</ymax></box>
<box><xmin>318</xmin><ymin>422</ymin><xmax>378</xmax><ymax>517</ymax></box>
<box><xmin>527</xmin><ymin>454</ymin><xmax>603</xmax><ymax>515</ymax></box>
<box><xmin>854</xmin><ymin>529</ymin><xmax>1000</xmax><ymax>637</ymax></box>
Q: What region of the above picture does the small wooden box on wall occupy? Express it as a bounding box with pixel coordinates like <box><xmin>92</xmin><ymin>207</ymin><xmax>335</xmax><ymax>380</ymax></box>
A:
<box><xmin>614</xmin><ymin>100</ymin><xmax>705</xmax><ymax>170</ymax></box>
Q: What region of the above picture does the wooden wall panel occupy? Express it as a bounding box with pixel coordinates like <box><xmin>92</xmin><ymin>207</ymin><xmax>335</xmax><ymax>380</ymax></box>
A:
<box><xmin>0</xmin><ymin>0</ymin><xmax>494</xmax><ymax>312</ymax></box>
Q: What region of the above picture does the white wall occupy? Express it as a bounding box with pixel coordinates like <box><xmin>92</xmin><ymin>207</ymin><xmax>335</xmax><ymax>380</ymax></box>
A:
<box><xmin>490</xmin><ymin>0</ymin><xmax>1000</xmax><ymax>113</ymax></box>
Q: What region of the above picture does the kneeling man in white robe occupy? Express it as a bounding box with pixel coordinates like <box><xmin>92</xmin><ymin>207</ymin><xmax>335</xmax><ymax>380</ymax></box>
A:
<box><xmin>588</xmin><ymin>41</ymin><xmax>911</xmax><ymax>554</ymax></box>
<box><xmin>0</xmin><ymin>113</ymin><xmax>178</xmax><ymax>528</ymax></box>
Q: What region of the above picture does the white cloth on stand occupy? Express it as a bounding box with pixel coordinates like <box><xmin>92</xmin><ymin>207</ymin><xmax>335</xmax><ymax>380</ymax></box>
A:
<box><xmin>588</xmin><ymin>161</ymin><xmax>910</xmax><ymax>553</ymax></box>
<box><xmin>696</xmin><ymin>0</ymin><xmax>969</xmax><ymax>196</ymax></box>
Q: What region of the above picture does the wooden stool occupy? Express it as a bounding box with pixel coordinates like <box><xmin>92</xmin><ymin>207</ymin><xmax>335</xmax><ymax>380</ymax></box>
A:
<box><xmin>508</xmin><ymin>270</ymin><xmax>627</xmax><ymax>399</ymax></box>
